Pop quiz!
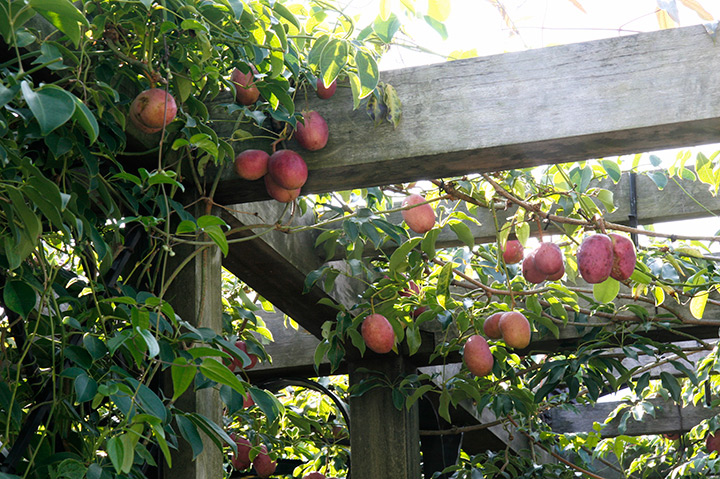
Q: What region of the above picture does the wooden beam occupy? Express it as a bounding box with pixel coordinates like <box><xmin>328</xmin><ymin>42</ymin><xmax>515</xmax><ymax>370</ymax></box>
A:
<box><xmin>547</xmin><ymin>398</ymin><xmax>717</xmax><ymax>438</ymax></box>
<box><xmin>348</xmin><ymin>357</ymin><xmax>421</xmax><ymax>478</ymax></box>
<box><xmin>221</xmin><ymin>200</ymin><xmax>363</xmax><ymax>338</ymax></box>
<box><xmin>211</xmin><ymin>25</ymin><xmax>720</xmax><ymax>205</ymax></box>
<box><xmin>164</xmin><ymin>220</ymin><xmax>224</xmax><ymax>479</ymax></box>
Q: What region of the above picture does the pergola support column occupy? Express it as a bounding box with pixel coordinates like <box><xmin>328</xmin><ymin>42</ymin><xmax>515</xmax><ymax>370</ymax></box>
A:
<box><xmin>349</xmin><ymin>356</ymin><xmax>421</xmax><ymax>478</ymax></box>
<box><xmin>163</xmin><ymin>235</ymin><xmax>224</xmax><ymax>479</ymax></box>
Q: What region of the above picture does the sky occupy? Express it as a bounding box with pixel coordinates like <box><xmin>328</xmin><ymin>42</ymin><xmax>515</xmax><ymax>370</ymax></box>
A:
<box><xmin>346</xmin><ymin>0</ymin><xmax>720</xmax><ymax>70</ymax></box>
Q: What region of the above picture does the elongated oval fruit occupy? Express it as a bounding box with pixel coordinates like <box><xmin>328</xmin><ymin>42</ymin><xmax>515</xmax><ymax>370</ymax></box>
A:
<box><xmin>522</xmin><ymin>252</ymin><xmax>547</xmax><ymax>284</ymax></box>
<box><xmin>295</xmin><ymin>110</ymin><xmax>329</xmax><ymax>151</ymax></box>
<box><xmin>608</xmin><ymin>233</ymin><xmax>636</xmax><ymax>281</ymax></box>
<box><xmin>234</xmin><ymin>149</ymin><xmax>269</xmax><ymax>180</ymax></box>
<box><xmin>264</xmin><ymin>174</ymin><xmax>300</xmax><ymax>203</ymax></box>
<box><xmin>499</xmin><ymin>311</ymin><xmax>531</xmax><ymax>349</ymax></box>
<box><xmin>361</xmin><ymin>313</ymin><xmax>395</xmax><ymax>354</ymax></box>
<box><xmin>252</xmin><ymin>445</ymin><xmax>276</xmax><ymax>478</ymax></box>
<box><xmin>267</xmin><ymin>149</ymin><xmax>308</xmax><ymax>189</ymax></box>
<box><xmin>577</xmin><ymin>234</ymin><xmax>614</xmax><ymax>284</ymax></box>
<box><xmin>503</xmin><ymin>240</ymin><xmax>524</xmax><ymax>264</ymax></box>
<box><xmin>129</xmin><ymin>88</ymin><xmax>177</xmax><ymax>134</ymax></box>
<box><xmin>231</xmin><ymin>66</ymin><xmax>260</xmax><ymax>105</ymax></box>
<box><xmin>401</xmin><ymin>194</ymin><xmax>435</xmax><ymax>234</ymax></box>
<box><xmin>534</xmin><ymin>242</ymin><xmax>564</xmax><ymax>276</ymax></box>
<box><xmin>463</xmin><ymin>334</ymin><xmax>494</xmax><ymax>377</ymax></box>
<box><xmin>482</xmin><ymin>312</ymin><xmax>504</xmax><ymax>339</ymax></box>
<box><xmin>317</xmin><ymin>78</ymin><xmax>337</xmax><ymax>99</ymax></box>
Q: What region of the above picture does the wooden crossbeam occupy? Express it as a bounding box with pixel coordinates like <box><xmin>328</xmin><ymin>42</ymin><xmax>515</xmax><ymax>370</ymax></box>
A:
<box><xmin>548</xmin><ymin>398</ymin><xmax>717</xmax><ymax>438</ymax></box>
<box><xmin>211</xmin><ymin>25</ymin><xmax>720</xmax><ymax>205</ymax></box>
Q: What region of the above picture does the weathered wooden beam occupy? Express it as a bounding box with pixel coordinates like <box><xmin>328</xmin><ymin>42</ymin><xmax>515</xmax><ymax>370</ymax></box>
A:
<box><xmin>164</xmin><ymin>224</ymin><xmax>223</xmax><ymax>479</ymax></box>
<box><xmin>547</xmin><ymin>398</ymin><xmax>717</xmax><ymax>438</ymax></box>
<box><xmin>211</xmin><ymin>24</ymin><xmax>720</xmax><ymax>205</ymax></box>
<box><xmin>348</xmin><ymin>357</ymin><xmax>421</xmax><ymax>478</ymax></box>
<box><xmin>221</xmin><ymin>200</ymin><xmax>363</xmax><ymax>338</ymax></box>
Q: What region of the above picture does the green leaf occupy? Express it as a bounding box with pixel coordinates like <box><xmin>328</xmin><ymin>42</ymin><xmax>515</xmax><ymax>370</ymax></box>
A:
<box><xmin>421</xmin><ymin>228</ymin><xmax>440</xmax><ymax>260</ymax></box>
<box><xmin>136</xmin><ymin>327</ymin><xmax>160</xmax><ymax>358</ymax></box>
<box><xmin>601</xmin><ymin>160</ymin><xmax>622</xmax><ymax>182</ymax></box>
<box><xmin>199</xmin><ymin>357</ymin><xmax>246</xmax><ymax>395</ymax></box>
<box><xmin>428</xmin><ymin>0</ymin><xmax>451</xmax><ymax>20</ymax></box>
<box><xmin>593</xmin><ymin>277</ymin><xmax>619</xmax><ymax>303</ymax></box>
<box><xmin>106</xmin><ymin>436</ymin><xmax>124</xmax><ymax>474</ymax></box>
<box><xmin>204</xmin><ymin>225</ymin><xmax>228</xmax><ymax>256</ymax></box>
<box><xmin>660</xmin><ymin>371</ymin><xmax>681</xmax><ymax>402</ymax></box>
<box><xmin>449</xmin><ymin>220</ymin><xmax>474</xmax><ymax>248</ymax></box>
<box><xmin>354</xmin><ymin>50</ymin><xmax>379</xmax><ymax>98</ymax></box>
<box><xmin>197</xmin><ymin>215</ymin><xmax>227</xmax><ymax>228</ymax></box>
<box><xmin>379</xmin><ymin>0</ymin><xmax>392</xmax><ymax>20</ymax></box>
<box><xmin>21</xmin><ymin>82</ymin><xmax>75</xmax><ymax>135</ymax></box>
<box><xmin>320</xmin><ymin>39</ymin><xmax>349</xmax><ymax>87</ymax></box>
<box><xmin>389</xmin><ymin>237</ymin><xmax>422</xmax><ymax>273</ymax></box>
<box><xmin>272</xmin><ymin>2</ymin><xmax>300</xmax><ymax>29</ymax></box>
<box><xmin>690</xmin><ymin>289</ymin><xmax>709</xmax><ymax>319</ymax></box>
<box><xmin>119</xmin><ymin>431</ymin><xmax>138</xmax><ymax>473</ymax></box>
<box><xmin>515</xmin><ymin>222</ymin><xmax>530</xmax><ymax>246</ymax></box>
<box><xmin>423</xmin><ymin>15</ymin><xmax>448</xmax><ymax>40</ymax></box>
<box><xmin>406</xmin><ymin>324</ymin><xmax>421</xmax><ymax>355</ymax></box>
<box><xmin>595</xmin><ymin>188</ymin><xmax>615</xmax><ymax>212</ymax></box>
<box><xmin>71</xmin><ymin>96</ymin><xmax>99</xmax><ymax>144</ymax></box>
<box><xmin>176</xmin><ymin>415</ymin><xmax>204</xmax><ymax>459</ymax></box>
<box><xmin>248</xmin><ymin>387</ymin><xmax>285</xmax><ymax>424</ymax></box>
<box><xmin>3</xmin><ymin>280</ymin><xmax>37</xmax><ymax>318</ymax></box>
<box><xmin>176</xmin><ymin>220</ymin><xmax>197</xmax><ymax>234</ymax></box>
<box><xmin>171</xmin><ymin>357</ymin><xmax>196</xmax><ymax>401</ymax></box>
<box><xmin>436</xmin><ymin>261</ymin><xmax>453</xmax><ymax>308</ymax></box>
<box><xmin>647</xmin><ymin>171</ymin><xmax>668</xmax><ymax>189</ymax></box>
<box><xmin>0</xmin><ymin>84</ymin><xmax>20</xmax><ymax>108</ymax></box>
<box><xmin>74</xmin><ymin>373</ymin><xmax>98</xmax><ymax>403</ymax></box>
<box><xmin>29</xmin><ymin>0</ymin><xmax>89</xmax><ymax>47</ymax></box>
<box><xmin>383</xmin><ymin>83</ymin><xmax>402</xmax><ymax>128</ymax></box>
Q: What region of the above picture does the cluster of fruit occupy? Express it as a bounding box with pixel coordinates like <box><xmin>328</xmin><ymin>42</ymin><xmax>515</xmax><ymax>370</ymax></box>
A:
<box><xmin>462</xmin><ymin>311</ymin><xmax>532</xmax><ymax>377</ymax></box>
<box><xmin>231</xmin><ymin>67</ymin><xmax>334</xmax><ymax>202</ymax></box>
<box><xmin>229</xmin><ymin>434</ymin><xmax>276</xmax><ymax>477</ymax></box>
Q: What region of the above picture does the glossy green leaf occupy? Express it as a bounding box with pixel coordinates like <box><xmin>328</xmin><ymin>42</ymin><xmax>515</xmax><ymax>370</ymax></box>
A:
<box><xmin>690</xmin><ymin>289</ymin><xmax>709</xmax><ymax>319</ymax></box>
<box><xmin>354</xmin><ymin>50</ymin><xmax>379</xmax><ymax>98</ymax></box>
<box><xmin>449</xmin><ymin>220</ymin><xmax>474</xmax><ymax>248</ymax></box>
<box><xmin>428</xmin><ymin>0</ymin><xmax>451</xmax><ymax>21</ymax></box>
<box><xmin>199</xmin><ymin>357</ymin><xmax>246</xmax><ymax>395</ymax></box>
<box><xmin>436</xmin><ymin>261</ymin><xmax>453</xmax><ymax>308</ymax></box>
<box><xmin>171</xmin><ymin>357</ymin><xmax>196</xmax><ymax>401</ymax></box>
<box><xmin>71</xmin><ymin>96</ymin><xmax>99</xmax><ymax>144</ymax></box>
<box><xmin>74</xmin><ymin>373</ymin><xmax>98</xmax><ymax>403</ymax></box>
<box><xmin>106</xmin><ymin>436</ymin><xmax>124</xmax><ymax>474</ymax></box>
<box><xmin>248</xmin><ymin>387</ymin><xmax>285</xmax><ymax>424</ymax></box>
<box><xmin>320</xmin><ymin>38</ymin><xmax>348</xmax><ymax>88</ymax></box>
<box><xmin>176</xmin><ymin>415</ymin><xmax>204</xmax><ymax>459</ymax></box>
<box><xmin>136</xmin><ymin>327</ymin><xmax>160</xmax><ymax>358</ymax></box>
<box><xmin>204</xmin><ymin>225</ymin><xmax>228</xmax><ymax>256</ymax></box>
<box><xmin>28</xmin><ymin>0</ymin><xmax>89</xmax><ymax>47</ymax></box>
<box><xmin>593</xmin><ymin>277</ymin><xmax>619</xmax><ymax>303</ymax></box>
<box><xmin>3</xmin><ymin>279</ymin><xmax>36</xmax><ymax>318</ymax></box>
<box><xmin>21</xmin><ymin>82</ymin><xmax>75</xmax><ymax>135</ymax></box>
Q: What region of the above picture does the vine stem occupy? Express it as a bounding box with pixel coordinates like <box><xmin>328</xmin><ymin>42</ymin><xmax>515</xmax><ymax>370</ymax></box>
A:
<box><xmin>482</xmin><ymin>174</ymin><xmax>720</xmax><ymax>242</ymax></box>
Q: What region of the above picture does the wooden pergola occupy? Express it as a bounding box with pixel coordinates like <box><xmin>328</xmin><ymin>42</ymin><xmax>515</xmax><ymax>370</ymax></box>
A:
<box><xmin>167</xmin><ymin>24</ymin><xmax>720</xmax><ymax>478</ymax></box>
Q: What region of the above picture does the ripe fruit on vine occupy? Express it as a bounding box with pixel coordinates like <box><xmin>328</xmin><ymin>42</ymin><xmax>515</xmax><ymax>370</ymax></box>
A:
<box><xmin>401</xmin><ymin>194</ymin><xmax>435</xmax><ymax>234</ymax></box>
<box><xmin>482</xmin><ymin>312</ymin><xmax>504</xmax><ymax>340</ymax></box>
<box><xmin>499</xmin><ymin>311</ymin><xmax>531</xmax><ymax>349</ymax></box>
<box><xmin>463</xmin><ymin>335</ymin><xmax>494</xmax><ymax>377</ymax></box>
<box><xmin>361</xmin><ymin>313</ymin><xmax>395</xmax><ymax>354</ymax></box>
<box><xmin>129</xmin><ymin>88</ymin><xmax>177</xmax><ymax>134</ymax></box>
<box><xmin>252</xmin><ymin>445</ymin><xmax>276</xmax><ymax>478</ymax></box>
<box><xmin>295</xmin><ymin>111</ymin><xmax>329</xmax><ymax>151</ymax></box>
<box><xmin>230</xmin><ymin>435</ymin><xmax>252</xmax><ymax>470</ymax></box>
<box><xmin>503</xmin><ymin>240</ymin><xmax>524</xmax><ymax>264</ymax></box>
<box><xmin>234</xmin><ymin>149</ymin><xmax>269</xmax><ymax>180</ymax></box>
<box><xmin>267</xmin><ymin>149</ymin><xmax>308</xmax><ymax>190</ymax></box>
<box><xmin>264</xmin><ymin>174</ymin><xmax>301</xmax><ymax>203</ymax></box>
<box><xmin>231</xmin><ymin>66</ymin><xmax>260</xmax><ymax>105</ymax></box>
<box><xmin>522</xmin><ymin>252</ymin><xmax>547</xmax><ymax>284</ymax></box>
<box><xmin>577</xmin><ymin>234</ymin><xmax>614</xmax><ymax>284</ymax></box>
<box><xmin>534</xmin><ymin>242</ymin><xmax>564</xmax><ymax>276</ymax></box>
<box><xmin>229</xmin><ymin>340</ymin><xmax>258</xmax><ymax>371</ymax></box>
<box><xmin>608</xmin><ymin>233</ymin><xmax>636</xmax><ymax>281</ymax></box>
<box><xmin>546</xmin><ymin>262</ymin><xmax>565</xmax><ymax>281</ymax></box>
<box><xmin>304</xmin><ymin>473</ymin><xmax>327</xmax><ymax>479</ymax></box>
<box><xmin>317</xmin><ymin>77</ymin><xmax>337</xmax><ymax>99</ymax></box>
<box><xmin>707</xmin><ymin>431</ymin><xmax>720</xmax><ymax>453</ymax></box>
<box><xmin>663</xmin><ymin>432</ymin><xmax>680</xmax><ymax>440</ymax></box>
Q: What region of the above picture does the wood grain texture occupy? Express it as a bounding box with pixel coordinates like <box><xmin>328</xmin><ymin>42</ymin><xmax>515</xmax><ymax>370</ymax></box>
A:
<box><xmin>211</xmin><ymin>25</ymin><xmax>720</xmax><ymax>205</ymax></box>
<box><xmin>548</xmin><ymin>398</ymin><xmax>717</xmax><ymax>438</ymax></box>
<box><xmin>349</xmin><ymin>357</ymin><xmax>421</xmax><ymax>478</ymax></box>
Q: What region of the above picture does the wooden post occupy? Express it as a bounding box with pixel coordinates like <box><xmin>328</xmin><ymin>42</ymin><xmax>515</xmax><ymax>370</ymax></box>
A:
<box><xmin>163</xmin><ymin>232</ymin><xmax>224</xmax><ymax>479</ymax></box>
<box><xmin>349</xmin><ymin>357</ymin><xmax>421</xmax><ymax>478</ymax></box>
